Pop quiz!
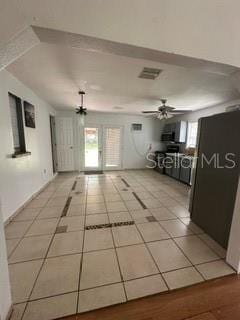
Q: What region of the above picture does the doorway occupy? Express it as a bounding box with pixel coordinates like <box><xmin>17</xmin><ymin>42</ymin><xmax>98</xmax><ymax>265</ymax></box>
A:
<box><xmin>55</xmin><ymin>117</ymin><xmax>75</xmax><ymax>171</ymax></box>
<box><xmin>83</xmin><ymin>125</ymin><xmax>123</xmax><ymax>171</ymax></box>
<box><xmin>84</xmin><ymin>126</ymin><xmax>102</xmax><ymax>170</ymax></box>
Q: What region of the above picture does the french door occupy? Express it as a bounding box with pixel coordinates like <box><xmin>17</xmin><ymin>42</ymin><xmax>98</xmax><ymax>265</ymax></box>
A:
<box><xmin>84</xmin><ymin>126</ymin><xmax>102</xmax><ymax>171</ymax></box>
<box><xmin>83</xmin><ymin>125</ymin><xmax>123</xmax><ymax>171</ymax></box>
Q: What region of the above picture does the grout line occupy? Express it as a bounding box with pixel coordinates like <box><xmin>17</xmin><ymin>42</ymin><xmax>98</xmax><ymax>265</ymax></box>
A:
<box><xmin>76</xmin><ymin>177</ymin><xmax>88</xmax><ymax>313</ymax></box>
<box><xmin>23</xmin><ymin>290</ymin><xmax>78</xmax><ymax>304</ymax></box>
<box><xmin>194</xmin><ymin>258</ymin><xmax>225</xmax><ymax>267</ymax></box>
<box><xmin>9</xmin><ymin>251</ymin><xmax>83</xmax><ymax>265</ymax></box>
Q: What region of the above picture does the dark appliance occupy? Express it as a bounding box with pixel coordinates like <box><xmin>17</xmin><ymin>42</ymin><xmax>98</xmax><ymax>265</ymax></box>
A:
<box><xmin>189</xmin><ymin>110</ymin><xmax>240</xmax><ymax>249</ymax></box>
<box><xmin>154</xmin><ymin>145</ymin><xmax>179</xmax><ymax>174</ymax></box>
<box><xmin>166</xmin><ymin>145</ymin><xmax>180</xmax><ymax>153</ymax></box>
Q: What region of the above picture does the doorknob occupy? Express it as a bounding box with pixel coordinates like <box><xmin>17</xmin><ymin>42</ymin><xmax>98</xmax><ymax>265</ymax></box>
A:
<box><xmin>70</xmin><ymin>146</ymin><xmax>73</xmax><ymax>149</ymax></box>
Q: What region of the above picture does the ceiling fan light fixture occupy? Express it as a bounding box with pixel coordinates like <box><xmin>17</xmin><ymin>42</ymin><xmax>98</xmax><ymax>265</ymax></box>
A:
<box><xmin>156</xmin><ymin>110</ymin><xmax>173</xmax><ymax>120</ymax></box>
<box><xmin>142</xmin><ymin>99</ymin><xmax>189</xmax><ymax>121</ymax></box>
<box><xmin>157</xmin><ymin>113</ymin><xmax>163</xmax><ymax>120</ymax></box>
<box><xmin>76</xmin><ymin>91</ymin><xmax>87</xmax><ymax>126</ymax></box>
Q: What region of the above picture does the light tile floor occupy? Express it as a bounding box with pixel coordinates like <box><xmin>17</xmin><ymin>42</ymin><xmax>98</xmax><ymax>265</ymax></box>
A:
<box><xmin>5</xmin><ymin>170</ymin><xmax>235</xmax><ymax>320</ymax></box>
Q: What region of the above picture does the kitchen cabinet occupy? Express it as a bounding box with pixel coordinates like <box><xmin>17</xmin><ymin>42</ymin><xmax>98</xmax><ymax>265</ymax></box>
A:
<box><xmin>179</xmin><ymin>157</ymin><xmax>192</xmax><ymax>184</ymax></box>
<box><xmin>164</xmin><ymin>153</ymin><xmax>173</xmax><ymax>176</ymax></box>
<box><xmin>165</xmin><ymin>166</ymin><xmax>172</xmax><ymax>176</ymax></box>
<box><xmin>161</xmin><ymin>121</ymin><xmax>187</xmax><ymax>143</ymax></box>
<box><xmin>164</xmin><ymin>153</ymin><xmax>192</xmax><ymax>185</ymax></box>
<box><xmin>163</xmin><ymin>122</ymin><xmax>176</xmax><ymax>133</ymax></box>
<box><xmin>172</xmin><ymin>156</ymin><xmax>181</xmax><ymax>179</ymax></box>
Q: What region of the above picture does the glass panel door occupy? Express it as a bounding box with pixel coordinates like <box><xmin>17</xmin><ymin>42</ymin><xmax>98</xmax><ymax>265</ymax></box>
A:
<box><xmin>84</xmin><ymin>127</ymin><xmax>102</xmax><ymax>170</ymax></box>
<box><xmin>103</xmin><ymin>126</ymin><xmax>122</xmax><ymax>170</ymax></box>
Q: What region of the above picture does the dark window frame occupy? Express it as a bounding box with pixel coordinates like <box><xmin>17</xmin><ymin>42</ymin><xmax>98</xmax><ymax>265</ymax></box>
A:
<box><xmin>9</xmin><ymin>92</ymin><xmax>31</xmax><ymax>158</ymax></box>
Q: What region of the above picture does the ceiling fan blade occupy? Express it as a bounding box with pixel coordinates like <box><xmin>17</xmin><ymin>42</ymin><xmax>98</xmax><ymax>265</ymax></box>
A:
<box><xmin>164</xmin><ymin>106</ymin><xmax>175</xmax><ymax>111</ymax></box>
<box><xmin>169</xmin><ymin>110</ymin><xmax>192</xmax><ymax>114</ymax></box>
<box><xmin>142</xmin><ymin>111</ymin><xmax>158</xmax><ymax>113</ymax></box>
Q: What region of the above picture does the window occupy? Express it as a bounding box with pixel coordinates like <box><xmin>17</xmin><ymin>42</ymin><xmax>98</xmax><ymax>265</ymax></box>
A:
<box><xmin>186</xmin><ymin>121</ymin><xmax>198</xmax><ymax>148</ymax></box>
<box><xmin>9</xmin><ymin>93</ymin><xmax>27</xmax><ymax>156</ymax></box>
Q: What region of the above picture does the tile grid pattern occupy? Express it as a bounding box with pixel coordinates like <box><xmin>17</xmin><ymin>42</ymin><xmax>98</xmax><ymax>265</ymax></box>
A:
<box><xmin>19</xmin><ymin>180</ymin><xmax>80</xmax><ymax>318</ymax></box>
<box><xmin>126</xmin><ymin>209</ymin><xmax>170</xmax><ymax>290</ymax></box>
<box><xmin>5</xmin><ymin>170</ymin><xmax>235</xmax><ymax>320</ymax></box>
<box><xmin>6</xmin><ymin>177</ymin><xmax>78</xmax><ymax>319</ymax></box>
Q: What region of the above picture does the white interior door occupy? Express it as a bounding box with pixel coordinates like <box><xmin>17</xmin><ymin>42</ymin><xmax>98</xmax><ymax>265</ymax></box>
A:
<box><xmin>103</xmin><ymin>126</ymin><xmax>123</xmax><ymax>170</ymax></box>
<box><xmin>83</xmin><ymin>126</ymin><xmax>102</xmax><ymax>171</ymax></box>
<box><xmin>56</xmin><ymin>117</ymin><xmax>74</xmax><ymax>171</ymax></box>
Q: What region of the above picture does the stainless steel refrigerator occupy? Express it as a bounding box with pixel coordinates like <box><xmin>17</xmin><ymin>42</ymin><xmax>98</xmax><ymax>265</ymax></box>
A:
<box><xmin>189</xmin><ymin>110</ymin><xmax>240</xmax><ymax>249</ymax></box>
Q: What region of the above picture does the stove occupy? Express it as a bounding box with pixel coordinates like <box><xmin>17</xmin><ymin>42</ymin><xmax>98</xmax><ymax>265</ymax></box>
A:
<box><xmin>154</xmin><ymin>145</ymin><xmax>179</xmax><ymax>173</ymax></box>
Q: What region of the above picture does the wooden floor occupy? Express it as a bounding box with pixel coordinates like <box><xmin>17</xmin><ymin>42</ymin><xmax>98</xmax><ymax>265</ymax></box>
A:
<box><xmin>60</xmin><ymin>275</ymin><xmax>240</xmax><ymax>320</ymax></box>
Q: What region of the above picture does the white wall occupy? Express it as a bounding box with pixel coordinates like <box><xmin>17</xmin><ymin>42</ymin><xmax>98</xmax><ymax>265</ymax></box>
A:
<box><xmin>0</xmin><ymin>70</ymin><xmax>56</xmax><ymax>222</ymax></box>
<box><xmin>0</xmin><ymin>201</ymin><xmax>12</xmax><ymax>320</ymax></box>
<box><xmin>56</xmin><ymin>111</ymin><xmax>164</xmax><ymax>170</ymax></box>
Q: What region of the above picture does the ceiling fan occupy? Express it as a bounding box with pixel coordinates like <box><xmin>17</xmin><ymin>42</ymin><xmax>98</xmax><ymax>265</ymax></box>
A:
<box><xmin>142</xmin><ymin>99</ymin><xmax>192</xmax><ymax>120</ymax></box>
<box><xmin>75</xmin><ymin>91</ymin><xmax>87</xmax><ymax>126</ymax></box>
<box><xmin>75</xmin><ymin>91</ymin><xmax>87</xmax><ymax>115</ymax></box>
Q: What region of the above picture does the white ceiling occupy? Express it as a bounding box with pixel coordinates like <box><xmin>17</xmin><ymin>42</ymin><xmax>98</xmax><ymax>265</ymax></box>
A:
<box><xmin>7</xmin><ymin>42</ymin><xmax>240</xmax><ymax>113</ymax></box>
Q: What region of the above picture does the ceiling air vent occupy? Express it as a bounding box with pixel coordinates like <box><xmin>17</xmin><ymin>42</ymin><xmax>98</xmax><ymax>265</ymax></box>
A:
<box><xmin>139</xmin><ymin>67</ymin><xmax>162</xmax><ymax>80</ymax></box>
